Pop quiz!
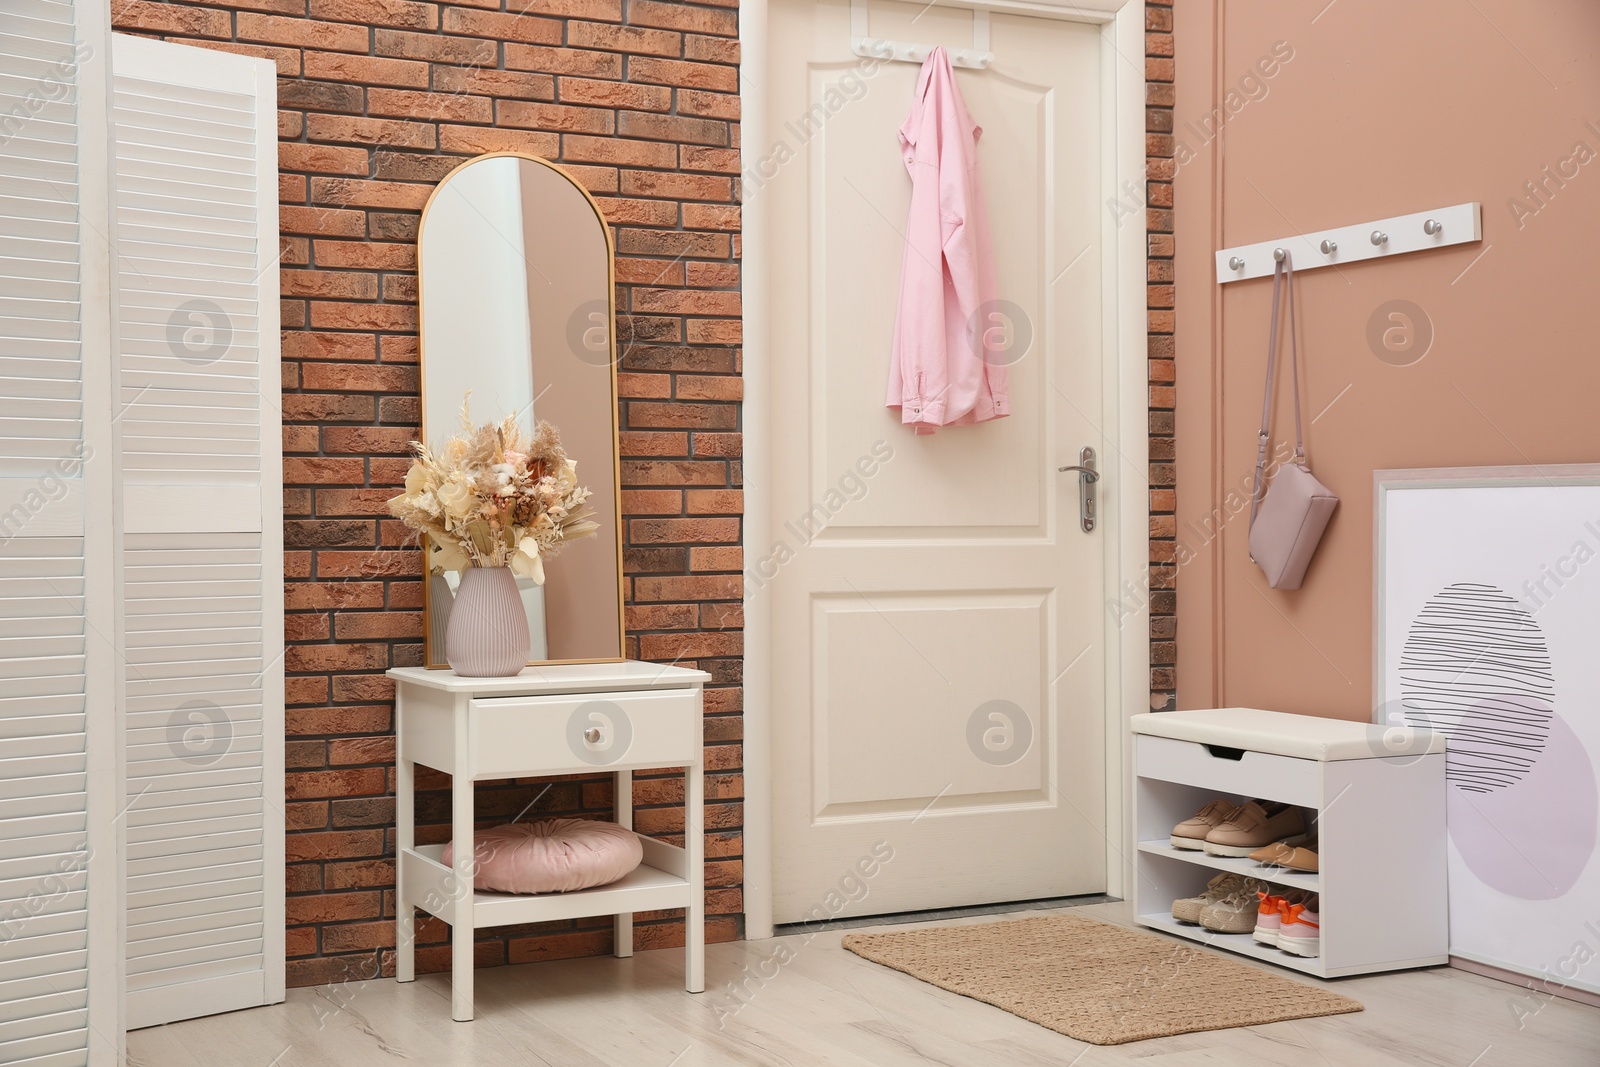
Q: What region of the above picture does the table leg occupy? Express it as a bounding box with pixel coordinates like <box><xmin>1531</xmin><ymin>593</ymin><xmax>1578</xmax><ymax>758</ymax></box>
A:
<box><xmin>451</xmin><ymin>709</ymin><xmax>475</xmax><ymax>1022</ymax></box>
<box><xmin>396</xmin><ymin>753</ymin><xmax>415</xmax><ymax>984</ymax></box>
<box><xmin>686</xmin><ymin>757</ymin><xmax>704</xmax><ymax>994</ymax></box>
<box><xmin>614</xmin><ymin>767</ymin><xmax>633</xmax><ymax>958</ymax></box>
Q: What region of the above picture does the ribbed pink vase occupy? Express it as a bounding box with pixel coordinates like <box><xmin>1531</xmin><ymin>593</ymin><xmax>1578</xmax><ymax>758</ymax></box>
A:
<box><xmin>445</xmin><ymin>566</ymin><xmax>531</xmax><ymax>677</ymax></box>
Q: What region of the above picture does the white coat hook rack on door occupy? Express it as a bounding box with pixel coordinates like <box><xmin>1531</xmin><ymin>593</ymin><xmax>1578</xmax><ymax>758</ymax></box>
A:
<box><xmin>850</xmin><ymin>0</ymin><xmax>994</xmax><ymax>69</ymax></box>
<box><xmin>1214</xmin><ymin>202</ymin><xmax>1482</xmax><ymax>283</ymax></box>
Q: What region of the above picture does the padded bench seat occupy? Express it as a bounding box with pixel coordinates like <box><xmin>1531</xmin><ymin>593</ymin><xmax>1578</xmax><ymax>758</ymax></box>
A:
<box><xmin>1130</xmin><ymin>707</ymin><xmax>1445</xmax><ymax>762</ymax></box>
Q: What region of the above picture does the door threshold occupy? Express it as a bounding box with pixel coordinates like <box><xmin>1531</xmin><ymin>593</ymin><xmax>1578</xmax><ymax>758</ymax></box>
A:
<box><xmin>774</xmin><ymin>893</ymin><xmax>1121</xmax><ymax>936</ymax></box>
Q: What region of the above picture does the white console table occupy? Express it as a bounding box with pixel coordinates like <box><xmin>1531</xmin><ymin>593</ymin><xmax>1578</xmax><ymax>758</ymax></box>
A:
<box><xmin>389</xmin><ymin>662</ymin><xmax>710</xmax><ymax>1021</ymax></box>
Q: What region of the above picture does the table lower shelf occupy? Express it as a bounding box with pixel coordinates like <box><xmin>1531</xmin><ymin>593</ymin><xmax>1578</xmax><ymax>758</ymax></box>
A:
<box><xmin>402</xmin><ymin>840</ymin><xmax>695</xmax><ymax>928</ymax></box>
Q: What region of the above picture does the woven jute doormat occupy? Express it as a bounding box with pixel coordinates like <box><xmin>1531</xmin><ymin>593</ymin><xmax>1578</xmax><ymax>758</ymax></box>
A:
<box><xmin>842</xmin><ymin>914</ymin><xmax>1363</xmax><ymax>1045</ymax></box>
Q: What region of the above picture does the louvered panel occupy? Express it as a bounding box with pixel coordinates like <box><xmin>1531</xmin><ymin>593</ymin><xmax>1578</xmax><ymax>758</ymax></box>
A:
<box><xmin>0</xmin><ymin>985</ymin><xmax>87</xmax><ymax>1027</ymax></box>
<box><xmin>114</xmin><ymin>71</ymin><xmax>262</xmax><ymax>498</ymax></box>
<box><xmin>124</xmin><ymin>795</ymin><xmax>260</xmax><ymax>823</ymax></box>
<box><xmin>0</xmin><ymin>772</ymin><xmax>87</xmax><ymax>803</ymax></box>
<box><xmin>126</xmin><ymin>811</ymin><xmax>263</xmax><ymax>847</ymax></box>
<box><xmin>0</xmin><ymin>1020</ymin><xmax>90</xmax><ymax>1067</ymax></box>
<box><xmin>0</xmin><ymin>424</ymin><xmax>92</xmax><ymax>1067</ymax></box>
<box><xmin>0</xmin><ymin>695</ymin><xmax>84</xmax><ymax>720</ymax></box>
<box><xmin>127</xmin><ymin>859</ymin><xmax>262</xmax><ymax>900</ymax></box>
<box><xmin>0</xmin><ymin>812</ymin><xmax>86</xmax><ymax>845</ymax></box>
<box><xmin>126</xmin><ymin>951</ymin><xmax>263</xmax><ymax>994</ymax></box>
<box><xmin>120</xmin><ymin>521</ymin><xmax>274</xmax><ymax>1022</ymax></box>
<box><xmin>1</xmin><ymin>735</ymin><xmax>84</xmax><ymax>767</ymax></box>
<box><xmin>0</xmin><ymin>716</ymin><xmax>85</xmax><ymax>742</ymax></box>
<box><xmin>0</xmin><ymin>791</ymin><xmax>88</xmax><ymax>823</ymax></box>
<box><xmin>0</xmin><ymin>870</ymin><xmax>84</xmax><ymax>907</ymax></box>
<box><xmin>128</xmin><ymin>906</ymin><xmax>261</xmax><ymax>946</ymax></box>
<box><xmin>125</xmin><ymin>889</ymin><xmax>261</xmax><ymax>930</ymax></box>
<box><xmin>117</xmin><ymin>780</ymin><xmax>260</xmax><ymax>811</ymax></box>
<box><xmin>126</xmin><ymin>875</ymin><xmax>262</xmax><ymax>913</ymax></box>
<box><xmin>11</xmin><ymin>1050</ymin><xmax>94</xmax><ymax>1067</ymax></box>
<box><xmin>114</xmin><ymin>33</ymin><xmax>281</xmax><ymax>1031</ymax></box>
<box><xmin>0</xmin><ymin>905</ymin><xmax>86</xmax><ymax>949</ymax></box>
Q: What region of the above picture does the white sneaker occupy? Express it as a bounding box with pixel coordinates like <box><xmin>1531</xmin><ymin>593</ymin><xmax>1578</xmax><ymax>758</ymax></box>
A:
<box><xmin>1277</xmin><ymin>894</ymin><xmax>1321</xmax><ymax>957</ymax></box>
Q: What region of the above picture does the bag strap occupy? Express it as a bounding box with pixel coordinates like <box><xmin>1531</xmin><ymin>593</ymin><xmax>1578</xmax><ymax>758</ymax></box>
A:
<box><xmin>1250</xmin><ymin>251</ymin><xmax>1305</xmax><ymax>526</ymax></box>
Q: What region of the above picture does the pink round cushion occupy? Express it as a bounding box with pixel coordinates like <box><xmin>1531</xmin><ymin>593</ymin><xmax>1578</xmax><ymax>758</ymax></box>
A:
<box><xmin>441</xmin><ymin>818</ymin><xmax>643</xmax><ymax>894</ymax></box>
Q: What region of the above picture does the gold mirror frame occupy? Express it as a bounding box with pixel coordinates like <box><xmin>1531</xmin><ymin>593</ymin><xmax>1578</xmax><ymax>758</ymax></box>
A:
<box><xmin>416</xmin><ymin>152</ymin><xmax>626</xmax><ymax>668</ymax></box>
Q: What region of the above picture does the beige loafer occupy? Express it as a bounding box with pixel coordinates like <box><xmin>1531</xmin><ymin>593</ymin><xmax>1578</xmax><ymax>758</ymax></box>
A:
<box><xmin>1203</xmin><ymin>801</ymin><xmax>1307</xmax><ymax>857</ymax></box>
<box><xmin>1170</xmin><ymin>799</ymin><xmax>1239</xmax><ymax>851</ymax></box>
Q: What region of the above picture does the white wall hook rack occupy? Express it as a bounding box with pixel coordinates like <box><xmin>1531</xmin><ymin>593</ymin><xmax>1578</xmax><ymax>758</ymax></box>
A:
<box><xmin>1214</xmin><ymin>202</ymin><xmax>1481</xmax><ymax>283</ymax></box>
<box><xmin>850</xmin><ymin>0</ymin><xmax>993</xmax><ymax>69</ymax></box>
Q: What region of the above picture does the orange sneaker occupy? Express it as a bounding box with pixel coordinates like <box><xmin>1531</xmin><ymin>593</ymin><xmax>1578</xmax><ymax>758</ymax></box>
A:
<box><xmin>1252</xmin><ymin>888</ymin><xmax>1307</xmax><ymax>946</ymax></box>
<box><xmin>1278</xmin><ymin>895</ymin><xmax>1321</xmax><ymax>957</ymax></box>
<box><xmin>1252</xmin><ymin>890</ymin><xmax>1285</xmax><ymax>946</ymax></box>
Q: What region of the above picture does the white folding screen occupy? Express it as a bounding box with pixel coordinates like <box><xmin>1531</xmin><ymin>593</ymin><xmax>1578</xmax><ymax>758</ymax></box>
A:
<box><xmin>111</xmin><ymin>35</ymin><xmax>283</xmax><ymax>1030</ymax></box>
<box><xmin>0</xmin><ymin>1</ymin><xmax>124</xmax><ymax>1065</ymax></box>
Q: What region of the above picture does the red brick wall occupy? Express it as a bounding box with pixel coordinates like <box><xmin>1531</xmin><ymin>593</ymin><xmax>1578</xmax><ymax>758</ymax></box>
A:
<box><xmin>1146</xmin><ymin>0</ymin><xmax>1177</xmax><ymax>712</ymax></box>
<box><xmin>112</xmin><ymin>0</ymin><xmax>744</xmax><ymax>986</ymax></box>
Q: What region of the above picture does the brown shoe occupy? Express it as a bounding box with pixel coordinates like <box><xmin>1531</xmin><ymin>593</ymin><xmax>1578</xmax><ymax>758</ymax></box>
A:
<box><xmin>1170</xmin><ymin>799</ymin><xmax>1239</xmax><ymax>851</ymax></box>
<box><xmin>1203</xmin><ymin>801</ymin><xmax>1307</xmax><ymax>857</ymax></box>
<box><xmin>1171</xmin><ymin>873</ymin><xmax>1245</xmax><ymax>924</ymax></box>
<box><xmin>1247</xmin><ymin>833</ymin><xmax>1312</xmax><ymax>866</ymax></box>
<box><xmin>1198</xmin><ymin>877</ymin><xmax>1273</xmax><ymax>933</ymax></box>
<box><xmin>1278</xmin><ymin>844</ymin><xmax>1320</xmax><ymax>872</ymax></box>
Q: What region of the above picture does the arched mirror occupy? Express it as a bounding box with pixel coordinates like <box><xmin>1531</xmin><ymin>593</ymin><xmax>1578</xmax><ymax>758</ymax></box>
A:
<box><xmin>417</xmin><ymin>153</ymin><xmax>623</xmax><ymax>667</ymax></box>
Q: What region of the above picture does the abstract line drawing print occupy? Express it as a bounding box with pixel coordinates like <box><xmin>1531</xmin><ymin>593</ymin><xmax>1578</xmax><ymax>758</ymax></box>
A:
<box><xmin>1399</xmin><ymin>583</ymin><xmax>1552</xmax><ymax>793</ymax></box>
<box><xmin>1400</xmin><ymin>582</ymin><xmax>1595</xmax><ymax>900</ymax></box>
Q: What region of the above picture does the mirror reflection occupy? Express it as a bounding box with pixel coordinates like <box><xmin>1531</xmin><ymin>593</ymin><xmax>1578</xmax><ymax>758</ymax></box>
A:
<box><xmin>417</xmin><ymin>154</ymin><xmax>623</xmax><ymax>666</ymax></box>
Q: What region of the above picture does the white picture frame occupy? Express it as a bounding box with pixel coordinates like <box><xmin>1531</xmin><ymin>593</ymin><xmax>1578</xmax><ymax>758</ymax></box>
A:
<box><xmin>1375</xmin><ymin>465</ymin><xmax>1600</xmax><ymax>1000</ymax></box>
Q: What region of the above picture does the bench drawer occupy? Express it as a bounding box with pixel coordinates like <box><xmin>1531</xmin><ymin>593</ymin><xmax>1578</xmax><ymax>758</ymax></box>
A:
<box><xmin>1136</xmin><ymin>734</ymin><xmax>1321</xmax><ymax>807</ymax></box>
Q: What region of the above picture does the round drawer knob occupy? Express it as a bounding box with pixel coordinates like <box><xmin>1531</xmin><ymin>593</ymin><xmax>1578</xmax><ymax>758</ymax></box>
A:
<box><xmin>584</xmin><ymin>726</ymin><xmax>604</xmax><ymax>745</ymax></box>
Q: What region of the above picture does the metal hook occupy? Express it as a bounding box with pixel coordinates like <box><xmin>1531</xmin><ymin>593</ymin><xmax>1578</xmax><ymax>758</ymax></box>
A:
<box><xmin>1228</xmin><ymin>256</ymin><xmax>1245</xmax><ymax>271</ymax></box>
<box><xmin>1371</xmin><ymin>230</ymin><xmax>1389</xmax><ymax>246</ymax></box>
<box><xmin>1272</xmin><ymin>247</ymin><xmax>1286</xmax><ymax>263</ymax></box>
<box><xmin>1423</xmin><ymin>219</ymin><xmax>1443</xmax><ymax>236</ymax></box>
<box><xmin>1319</xmin><ymin>239</ymin><xmax>1337</xmax><ymax>255</ymax></box>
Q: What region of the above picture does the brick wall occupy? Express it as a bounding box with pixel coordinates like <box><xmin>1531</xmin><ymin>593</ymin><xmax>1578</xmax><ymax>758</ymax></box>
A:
<box><xmin>111</xmin><ymin>0</ymin><xmax>744</xmax><ymax>987</ymax></box>
<box><xmin>1146</xmin><ymin>0</ymin><xmax>1177</xmax><ymax>712</ymax></box>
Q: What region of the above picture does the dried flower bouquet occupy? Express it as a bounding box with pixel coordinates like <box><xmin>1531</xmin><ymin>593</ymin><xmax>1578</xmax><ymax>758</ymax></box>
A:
<box><xmin>387</xmin><ymin>397</ymin><xmax>599</xmax><ymax>583</ymax></box>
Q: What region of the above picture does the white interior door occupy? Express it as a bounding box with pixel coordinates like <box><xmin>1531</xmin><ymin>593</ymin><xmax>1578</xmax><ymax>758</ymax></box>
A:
<box><xmin>112</xmin><ymin>34</ymin><xmax>284</xmax><ymax>1029</ymax></box>
<box><xmin>766</xmin><ymin>0</ymin><xmax>1118</xmax><ymax>921</ymax></box>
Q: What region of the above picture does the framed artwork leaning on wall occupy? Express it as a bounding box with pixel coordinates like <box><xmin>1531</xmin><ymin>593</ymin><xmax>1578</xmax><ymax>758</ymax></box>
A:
<box><xmin>1375</xmin><ymin>465</ymin><xmax>1600</xmax><ymax>1000</ymax></box>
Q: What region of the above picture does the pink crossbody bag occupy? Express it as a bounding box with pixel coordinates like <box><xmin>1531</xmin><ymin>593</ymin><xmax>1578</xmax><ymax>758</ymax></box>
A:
<box><xmin>1248</xmin><ymin>251</ymin><xmax>1338</xmax><ymax>590</ymax></box>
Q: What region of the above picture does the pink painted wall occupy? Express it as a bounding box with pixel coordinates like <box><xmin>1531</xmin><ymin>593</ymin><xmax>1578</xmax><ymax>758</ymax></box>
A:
<box><xmin>1171</xmin><ymin>0</ymin><xmax>1600</xmax><ymax>718</ymax></box>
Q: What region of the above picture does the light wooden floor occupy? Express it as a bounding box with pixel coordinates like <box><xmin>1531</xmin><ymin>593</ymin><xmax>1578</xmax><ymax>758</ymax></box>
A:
<box><xmin>127</xmin><ymin>901</ymin><xmax>1599</xmax><ymax>1066</ymax></box>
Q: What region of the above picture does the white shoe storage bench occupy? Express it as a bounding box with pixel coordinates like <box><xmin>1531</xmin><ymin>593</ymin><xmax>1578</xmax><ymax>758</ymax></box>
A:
<box><xmin>1130</xmin><ymin>708</ymin><xmax>1449</xmax><ymax>978</ymax></box>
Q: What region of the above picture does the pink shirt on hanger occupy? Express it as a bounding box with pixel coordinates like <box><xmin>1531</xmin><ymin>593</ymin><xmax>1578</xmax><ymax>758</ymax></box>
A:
<box><xmin>885</xmin><ymin>47</ymin><xmax>1008</xmax><ymax>435</ymax></box>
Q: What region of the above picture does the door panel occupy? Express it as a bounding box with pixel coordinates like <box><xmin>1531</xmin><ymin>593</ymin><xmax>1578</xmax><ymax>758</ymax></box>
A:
<box><xmin>769</xmin><ymin>0</ymin><xmax>1109</xmax><ymax>920</ymax></box>
<box><xmin>113</xmin><ymin>33</ymin><xmax>284</xmax><ymax>1029</ymax></box>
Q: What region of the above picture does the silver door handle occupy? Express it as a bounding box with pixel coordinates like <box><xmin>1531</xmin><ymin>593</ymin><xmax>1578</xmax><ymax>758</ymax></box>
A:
<box><xmin>1058</xmin><ymin>447</ymin><xmax>1098</xmax><ymax>532</ymax></box>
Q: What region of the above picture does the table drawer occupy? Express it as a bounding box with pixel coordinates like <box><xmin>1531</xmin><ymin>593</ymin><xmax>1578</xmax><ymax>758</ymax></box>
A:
<box><xmin>470</xmin><ymin>688</ymin><xmax>697</xmax><ymax>777</ymax></box>
<box><xmin>1136</xmin><ymin>734</ymin><xmax>1322</xmax><ymax>807</ymax></box>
